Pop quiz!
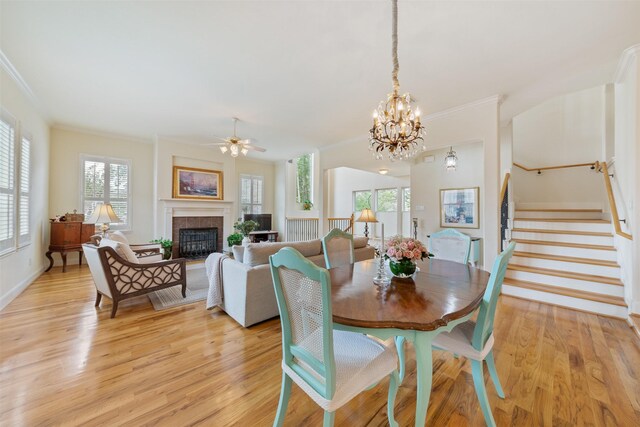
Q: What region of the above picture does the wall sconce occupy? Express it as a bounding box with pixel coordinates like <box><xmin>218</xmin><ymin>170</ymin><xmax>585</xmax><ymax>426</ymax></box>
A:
<box><xmin>444</xmin><ymin>146</ymin><xmax>458</xmax><ymax>172</ymax></box>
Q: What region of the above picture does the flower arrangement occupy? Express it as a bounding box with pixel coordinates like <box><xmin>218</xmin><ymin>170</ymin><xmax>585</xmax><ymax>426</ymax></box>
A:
<box><xmin>383</xmin><ymin>235</ymin><xmax>431</xmax><ymax>278</ymax></box>
<box><xmin>384</xmin><ymin>235</ymin><xmax>430</xmax><ymax>262</ymax></box>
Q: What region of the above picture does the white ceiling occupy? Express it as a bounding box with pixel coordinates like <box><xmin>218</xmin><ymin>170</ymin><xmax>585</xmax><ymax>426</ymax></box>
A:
<box><xmin>2</xmin><ymin>1</ymin><xmax>639</xmax><ymax>161</ymax></box>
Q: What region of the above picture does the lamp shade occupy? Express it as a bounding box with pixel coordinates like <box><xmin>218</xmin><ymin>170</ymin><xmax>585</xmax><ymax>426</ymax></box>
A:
<box><xmin>87</xmin><ymin>203</ymin><xmax>121</xmax><ymax>224</ymax></box>
<box><xmin>356</xmin><ymin>208</ymin><xmax>378</xmax><ymax>223</ymax></box>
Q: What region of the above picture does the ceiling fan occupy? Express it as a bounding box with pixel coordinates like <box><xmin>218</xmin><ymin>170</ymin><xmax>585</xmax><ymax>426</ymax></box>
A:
<box><xmin>203</xmin><ymin>117</ymin><xmax>266</xmax><ymax>157</ymax></box>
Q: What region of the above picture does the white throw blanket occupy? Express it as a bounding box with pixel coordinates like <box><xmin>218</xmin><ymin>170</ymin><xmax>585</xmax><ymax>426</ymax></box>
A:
<box><xmin>206</xmin><ymin>252</ymin><xmax>228</xmax><ymax>309</ymax></box>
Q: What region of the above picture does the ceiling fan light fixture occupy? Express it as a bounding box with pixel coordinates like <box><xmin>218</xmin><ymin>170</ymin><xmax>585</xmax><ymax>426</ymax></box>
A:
<box><xmin>241</xmin><ymin>147</ymin><xmax>249</xmax><ymax>156</ymax></box>
<box><xmin>230</xmin><ymin>145</ymin><xmax>239</xmax><ymax>157</ymax></box>
<box><xmin>219</xmin><ymin>146</ymin><xmax>228</xmax><ymax>154</ymax></box>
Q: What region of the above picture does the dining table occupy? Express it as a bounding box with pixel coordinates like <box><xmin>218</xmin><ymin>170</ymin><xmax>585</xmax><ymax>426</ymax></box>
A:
<box><xmin>329</xmin><ymin>257</ymin><xmax>491</xmax><ymax>427</ymax></box>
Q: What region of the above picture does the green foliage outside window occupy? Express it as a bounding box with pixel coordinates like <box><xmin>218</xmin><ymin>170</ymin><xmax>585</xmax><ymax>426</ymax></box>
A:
<box><xmin>296</xmin><ymin>153</ymin><xmax>312</xmax><ymax>204</ymax></box>
<box><xmin>354</xmin><ymin>191</ymin><xmax>372</xmax><ymax>211</ymax></box>
<box><xmin>376</xmin><ymin>188</ymin><xmax>398</xmax><ymax>212</ymax></box>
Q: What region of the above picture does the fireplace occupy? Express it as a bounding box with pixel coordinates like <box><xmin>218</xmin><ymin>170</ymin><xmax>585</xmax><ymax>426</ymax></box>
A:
<box><xmin>172</xmin><ymin>216</ymin><xmax>224</xmax><ymax>259</ymax></box>
<box><xmin>179</xmin><ymin>227</ymin><xmax>217</xmax><ymax>259</ymax></box>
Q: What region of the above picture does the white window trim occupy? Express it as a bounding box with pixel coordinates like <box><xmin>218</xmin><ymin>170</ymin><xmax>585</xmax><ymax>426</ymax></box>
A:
<box><xmin>0</xmin><ymin>109</ymin><xmax>17</xmax><ymax>257</ymax></box>
<box><xmin>79</xmin><ymin>154</ymin><xmax>132</xmax><ymax>232</ymax></box>
<box><xmin>239</xmin><ymin>174</ymin><xmax>264</xmax><ymax>214</ymax></box>
<box><xmin>375</xmin><ymin>187</ymin><xmax>399</xmax><ymax>213</ymax></box>
<box><xmin>295</xmin><ymin>153</ymin><xmax>314</xmax><ymax>204</ymax></box>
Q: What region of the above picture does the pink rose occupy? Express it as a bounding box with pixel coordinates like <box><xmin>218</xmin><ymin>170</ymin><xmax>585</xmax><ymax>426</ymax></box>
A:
<box><xmin>387</xmin><ymin>248</ymin><xmax>396</xmax><ymax>257</ymax></box>
<box><xmin>399</xmin><ymin>242</ymin><xmax>408</xmax><ymax>251</ymax></box>
<box><xmin>404</xmin><ymin>250</ymin><xmax>413</xmax><ymax>259</ymax></box>
<box><xmin>413</xmin><ymin>248</ymin><xmax>422</xmax><ymax>259</ymax></box>
<box><xmin>407</xmin><ymin>241</ymin><xmax>415</xmax><ymax>250</ymax></box>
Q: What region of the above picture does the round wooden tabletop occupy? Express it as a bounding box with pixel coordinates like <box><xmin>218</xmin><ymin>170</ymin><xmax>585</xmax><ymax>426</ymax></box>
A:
<box><xmin>330</xmin><ymin>258</ymin><xmax>490</xmax><ymax>331</ymax></box>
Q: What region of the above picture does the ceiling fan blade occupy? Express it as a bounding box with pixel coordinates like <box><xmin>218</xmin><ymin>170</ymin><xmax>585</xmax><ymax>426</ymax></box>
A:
<box><xmin>212</xmin><ymin>136</ymin><xmax>230</xmax><ymax>142</ymax></box>
<box><xmin>239</xmin><ymin>138</ymin><xmax>256</xmax><ymax>145</ymax></box>
<box><xmin>245</xmin><ymin>145</ymin><xmax>266</xmax><ymax>152</ymax></box>
<box><xmin>202</xmin><ymin>142</ymin><xmax>228</xmax><ymax>146</ymax></box>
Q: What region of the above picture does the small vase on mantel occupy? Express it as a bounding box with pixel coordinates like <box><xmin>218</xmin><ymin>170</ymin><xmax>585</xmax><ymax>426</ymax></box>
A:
<box><xmin>242</xmin><ymin>236</ymin><xmax>251</xmax><ymax>246</ymax></box>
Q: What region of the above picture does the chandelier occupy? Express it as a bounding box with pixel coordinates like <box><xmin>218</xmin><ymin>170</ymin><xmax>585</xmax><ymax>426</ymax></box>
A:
<box><xmin>444</xmin><ymin>146</ymin><xmax>458</xmax><ymax>171</ymax></box>
<box><xmin>370</xmin><ymin>0</ymin><xmax>425</xmax><ymax>161</ymax></box>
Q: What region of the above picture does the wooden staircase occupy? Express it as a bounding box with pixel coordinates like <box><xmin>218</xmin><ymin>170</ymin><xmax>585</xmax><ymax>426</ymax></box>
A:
<box><xmin>502</xmin><ymin>208</ymin><xmax>627</xmax><ymax>318</ymax></box>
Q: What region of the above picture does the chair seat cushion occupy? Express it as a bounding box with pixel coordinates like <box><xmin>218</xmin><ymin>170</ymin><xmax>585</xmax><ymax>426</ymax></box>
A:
<box><xmin>432</xmin><ymin>320</ymin><xmax>494</xmax><ymax>361</ymax></box>
<box><xmin>283</xmin><ymin>330</ymin><xmax>397</xmax><ymax>412</ymax></box>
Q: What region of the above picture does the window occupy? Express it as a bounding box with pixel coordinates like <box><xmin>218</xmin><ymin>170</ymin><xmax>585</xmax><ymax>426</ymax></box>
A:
<box><xmin>0</xmin><ymin>114</ymin><xmax>16</xmax><ymax>253</ymax></box>
<box><xmin>81</xmin><ymin>155</ymin><xmax>130</xmax><ymax>229</ymax></box>
<box><xmin>0</xmin><ymin>110</ymin><xmax>31</xmax><ymax>254</ymax></box>
<box><xmin>18</xmin><ymin>134</ymin><xmax>31</xmax><ymax>246</ymax></box>
<box><xmin>240</xmin><ymin>174</ymin><xmax>263</xmax><ymax>214</ymax></box>
<box><xmin>295</xmin><ymin>153</ymin><xmax>313</xmax><ymax>204</ymax></box>
<box><xmin>376</xmin><ymin>188</ymin><xmax>398</xmax><ymax>212</ymax></box>
<box><xmin>402</xmin><ymin>187</ymin><xmax>411</xmax><ymax>212</ymax></box>
<box><xmin>353</xmin><ymin>190</ymin><xmax>372</xmax><ymax>212</ymax></box>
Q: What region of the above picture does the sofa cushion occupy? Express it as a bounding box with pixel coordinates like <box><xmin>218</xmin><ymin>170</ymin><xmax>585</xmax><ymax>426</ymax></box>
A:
<box><xmin>243</xmin><ymin>239</ymin><xmax>322</xmax><ymax>267</ymax></box>
<box><xmin>99</xmin><ymin>238</ymin><xmax>139</xmax><ymax>264</ymax></box>
<box><xmin>232</xmin><ymin>245</ymin><xmax>245</xmax><ymax>263</ymax></box>
<box><xmin>353</xmin><ymin>236</ymin><xmax>369</xmax><ymax>249</ymax></box>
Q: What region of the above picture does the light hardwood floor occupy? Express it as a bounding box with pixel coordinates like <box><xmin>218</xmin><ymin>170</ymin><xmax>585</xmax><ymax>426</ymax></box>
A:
<box><xmin>1</xmin><ymin>266</ymin><xmax>639</xmax><ymax>426</ymax></box>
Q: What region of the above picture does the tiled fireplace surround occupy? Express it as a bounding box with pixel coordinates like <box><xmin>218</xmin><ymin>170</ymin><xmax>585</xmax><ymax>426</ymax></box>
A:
<box><xmin>159</xmin><ymin>199</ymin><xmax>233</xmax><ymax>259</ymax></box>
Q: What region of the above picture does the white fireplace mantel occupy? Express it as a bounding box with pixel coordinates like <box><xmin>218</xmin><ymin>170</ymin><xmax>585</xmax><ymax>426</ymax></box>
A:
<box><xmin>158</xmin><ymin>198</ymin><xmax>235</xmax><ymax>248</ymax></box>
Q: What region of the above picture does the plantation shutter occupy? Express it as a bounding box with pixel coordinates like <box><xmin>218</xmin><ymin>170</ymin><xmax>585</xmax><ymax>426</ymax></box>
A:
<box><xmin>0</xmin><ymin>114</ymin><xmax>16</xmax><ymax>253</ymax></box>
<box><xmin>82</xmin><ymin>155</ymin><xmax>130</xmax><ymax>229</ymax></box>
<box><xmin>240</xmin><ymin>174</ymin><xmax>263</xmax><ymax>214</ymax></box>
<box><xmin>18</xmin><ymin>134</ymin><xmax>31</xmax><ymax>246</ymax></box>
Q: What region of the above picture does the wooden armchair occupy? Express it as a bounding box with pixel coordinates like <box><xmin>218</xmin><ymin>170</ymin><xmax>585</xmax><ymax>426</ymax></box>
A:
<box><xmin>82</xmin><ymin>243</ymin><xmax>186</xmax><ymax>318</ymax></box>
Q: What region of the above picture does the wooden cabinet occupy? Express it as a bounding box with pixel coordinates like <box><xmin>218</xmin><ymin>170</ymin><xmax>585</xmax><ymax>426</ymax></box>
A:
<box><xmin>46</xmin><ymin>222</ymin><xmax>96</xmax><ymax>272</ymax></box>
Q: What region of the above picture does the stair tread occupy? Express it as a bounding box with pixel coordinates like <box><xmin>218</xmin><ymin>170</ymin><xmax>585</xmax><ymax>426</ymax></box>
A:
<box><xmin>503</xmin><ymin>279</ymin><xmax>627</xmax><ymax>307</ymax></box>
<box><xmin>512</xmin><ymin>251</ymin><xmax>620</xmax><ymax>267</ymax></box>
<box><xmin>507</xmin><ymin>264</ymin><xmax>622</xmax><ymax>285</ymax></box>
<box><xmin>512</xmin><ymin>228</ymin><xmax>612</xmax><ymax>237</ymax></box>
<box><xmin>512</xmin><ymin>239</ymin><xmax>616</xmax><ymax>251</ymax></box>
<box><xmin>515</xmin><ymin>208</ymin><xmax>603</xmax><ymax>212</ymax></box>
<box><xmin>513</xmin><ymin>218</ymin><xmax>611</xmax><ymax>223</ymax></box>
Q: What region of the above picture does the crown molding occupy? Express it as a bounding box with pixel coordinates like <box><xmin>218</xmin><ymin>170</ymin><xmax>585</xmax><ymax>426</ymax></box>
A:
<box><xmin>614</xmin><ymin>44</ymin><xmax>640</xmax><ymax>84</ymax></box>
<box><xmin>0</xmin><ymin>49</ymin><xmax>51</xmax><ymax>121</ymax></box>
<box><xmin>424</xmin><ymin>94</ymin><xmax>502</xmax><ymax>122</ymax></box>
<box><xmin>52</xmin><ymin>123</ymin><xmax>153</xmax><ymax>144</ymax></box>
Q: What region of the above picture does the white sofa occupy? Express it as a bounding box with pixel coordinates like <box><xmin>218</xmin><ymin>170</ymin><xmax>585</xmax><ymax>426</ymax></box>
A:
<box><xmin>211</xmin><ymin>237</ymin><xmax>375</xmax><ymax>327</ymax></box>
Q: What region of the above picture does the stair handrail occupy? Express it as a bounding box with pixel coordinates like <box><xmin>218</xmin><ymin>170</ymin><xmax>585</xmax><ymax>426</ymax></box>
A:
<box><xmin>499</xmin><ymin>172</ymin><xmax>511</xmax><ymax>252</ymax></box>
<box><xmin>513</xmin><ymin>161</ymin><xmax>597</xmax><ymax>172</ymax></box>
<box><xmin>596</xmin><ymin>161</ymin><xmax>632</xmax><ymax>240</ymax></box>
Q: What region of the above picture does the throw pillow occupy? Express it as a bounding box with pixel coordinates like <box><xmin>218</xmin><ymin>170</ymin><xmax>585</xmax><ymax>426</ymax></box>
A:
<box><xmin>108</xmin><ymin>230</ymin><xmax>129</xmax><ymax>245</ymax></box>
<box><xmin>353</xmin><ymin>236</ymin><xmax>369</xmax><ymax>249</ymax></box>
<box><xmin>99</xmin><ymin>238</ymin><xmax>139</xmax><ymax>264</ymax></box>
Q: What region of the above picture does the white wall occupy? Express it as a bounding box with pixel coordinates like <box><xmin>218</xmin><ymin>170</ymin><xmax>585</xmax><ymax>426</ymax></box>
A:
<box><xmin>613</xmin><ymin>45</ymin><xmax>640</xmax><ymax>313</ymax></box>
<box><xmin>49</xmin><ymin>127</ymin><xmax>155</xmax><ymax>256</ymax></box>
<box><xmin>327</xmin><ymin>167</ymin><xmax>409</xmax><ymax>237</ymax></box>
<box><xmin>0</xmin><ymin>67</ymin><xmax>50</xmax><ymax>309</ymax></box>
<box><xmin>511</xmin><ymin>85</ymin><xmax>606</xmax><ymax>208</ymax></box>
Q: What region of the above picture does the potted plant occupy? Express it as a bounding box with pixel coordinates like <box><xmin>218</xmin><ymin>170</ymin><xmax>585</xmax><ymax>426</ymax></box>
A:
<box><xmin>302</xmin><ymin>199</ymin><xmax>313</xmax><ymax>210</ymax></box>
<box><xmin>233</xmin><ymin>219</ymin><xmax>259</xmax><ymax>245</ymax></box>
<box><xmin>227</xmin><ymin>232</ymin><xmax>243</xmax><ymax>248</ymax></box>
<box><xmin>383</xmin><ymin>235</ymin><xmax>432</xmax><ymax>278</ymax></box>
<box><xmin>151</xmin><ymin>238</ymin><xmax>173</xmax><ymax>260</ymax></box>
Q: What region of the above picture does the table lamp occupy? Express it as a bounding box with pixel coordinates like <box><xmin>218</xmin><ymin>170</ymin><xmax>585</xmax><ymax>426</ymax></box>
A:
<box><xmin>86</xmin><ymin>203</ymin><xmax>122</xmax><ymax>236</ymax></box>
<box><xmin>356</xmin><ymin>208</ymin><xmax>378</xmax><ymax>238</ymax></box>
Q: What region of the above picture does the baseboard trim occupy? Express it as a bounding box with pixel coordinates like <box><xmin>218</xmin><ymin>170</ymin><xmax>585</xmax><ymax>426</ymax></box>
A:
<box><xmin>0</xmin><ymin>267</ymin><xmax>45</xmax><ymax>311</ymax></box>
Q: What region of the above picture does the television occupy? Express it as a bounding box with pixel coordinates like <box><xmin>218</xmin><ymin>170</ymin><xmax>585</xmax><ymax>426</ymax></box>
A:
<box><xmin>243</xmin><ymin>214</ymin><xmax>272</xmax><ymax>231</ymax></box>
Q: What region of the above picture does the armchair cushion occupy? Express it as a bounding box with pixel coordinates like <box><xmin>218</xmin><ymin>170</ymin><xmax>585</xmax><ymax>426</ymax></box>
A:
<box><xmin>353</xmin><ymin>236</ymin><xmax>369</xmax><ymax>249</ymax></box>
<box><xmin>99</xmin><ymin>238</ymin><xmax>139</xmax><ymax>264</ymax></box>
<box><xmin>107</xmin><ymin>230</ymin><xmax>130</xmax><ymax>245</ymax></box>
<box><xmin>232</xmin><ymin>245</ymin><xmax>244</xmax><ymax>263</ymax></box>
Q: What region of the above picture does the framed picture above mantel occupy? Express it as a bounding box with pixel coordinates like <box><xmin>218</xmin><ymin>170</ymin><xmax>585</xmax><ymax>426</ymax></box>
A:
<box><xmin>440</xmin><ymin>187</ymin><xmax>479</xmax><ymax>229</ymax></box>
<box><xmin>172</xmin><ymin>166</ymin><xmax>223</xmax><ymax>200</ymax></box>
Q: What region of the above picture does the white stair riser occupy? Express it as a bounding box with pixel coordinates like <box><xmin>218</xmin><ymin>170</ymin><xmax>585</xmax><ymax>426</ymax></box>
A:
<box><xmin>511</xmin><ymin>231</ymin><xmax>613</xmax><ymax>246</ymax></box>
<box><xmin>513</xmin><ymin>220</ymin><xmax>611</xmax><ymax>233</ymax></box>
<box><xmin>511</xmin><ymin>242</ymin><xmax>617</xmax><ymax>261</ymax></box>
<box><xmin>505</xmin><ymin>270</ymin><xmax>624</xmax><ymax>297</ymax></box>
<box><xmin>510</xmin><ymin>256</ymin><xmax>620</xmax><ymax>277</ymax></box>
<box><xmin>515</xmin><ymin>211</ymin><xmax>603</xmax><ymax>220</ymax></box>
<box><xmin>501</xmin><ymin>285</ymin><xmax>627</xmax><ymax>318</ymax></box>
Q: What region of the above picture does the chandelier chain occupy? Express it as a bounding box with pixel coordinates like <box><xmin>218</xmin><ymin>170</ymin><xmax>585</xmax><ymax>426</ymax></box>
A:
<box><xmin>391</xmin><ymin>0</ymin><xmax>400</xmax><ymax>93</ymax></box>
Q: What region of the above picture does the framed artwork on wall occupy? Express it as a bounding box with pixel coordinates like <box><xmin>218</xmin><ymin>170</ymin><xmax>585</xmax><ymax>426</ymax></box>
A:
<box><xmin>440</xmin><ymin>187</ymin><xmax>479</xmax><ymax>229</ymax></box>
<box><xmin>172</xmin><ymin>166</ymin><xmax>223</xmax><ymax>200</ymax></box>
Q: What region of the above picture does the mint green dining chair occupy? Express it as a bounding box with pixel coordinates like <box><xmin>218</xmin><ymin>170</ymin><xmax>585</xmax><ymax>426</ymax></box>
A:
<box><xmin>428</xmin><ymin>228</ymin><xmax>472</xmax><ymax>264</ymax></box>
<box><xmin>269</xmin><ymin>247</ymin><xmax>400</xmax><ymax>427</ymax></box>
<box><xmin>321</xmin><ymin>228</ymin><xmax>354</xmax><ymax>269</ymax></box>
<box><xmin>431</xmin><ymin>241</ymin><xmax>516</xmax><ymax>427</ymax></box>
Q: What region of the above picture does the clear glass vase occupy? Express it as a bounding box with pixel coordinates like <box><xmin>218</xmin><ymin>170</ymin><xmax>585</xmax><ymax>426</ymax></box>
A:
<box><xmin>389</xmin><ymin>259</ymin><xmax>417</xmax><ymax>278</ymax></box>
